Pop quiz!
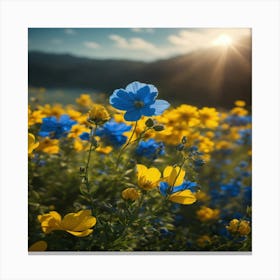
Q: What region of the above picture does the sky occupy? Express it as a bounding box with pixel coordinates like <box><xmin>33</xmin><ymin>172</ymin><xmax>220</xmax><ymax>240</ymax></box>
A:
<box><xmin>28</xmin><ymin>28</ymin><xmax>251</xmax><ymax>62</ymax></box>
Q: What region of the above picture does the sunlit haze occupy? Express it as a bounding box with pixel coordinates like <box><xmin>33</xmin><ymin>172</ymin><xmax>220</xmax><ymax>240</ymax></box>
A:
<box><xmin>29</xmin><ymin>28</ymin><xmax>251</xmax><ymax>62</ymax></box>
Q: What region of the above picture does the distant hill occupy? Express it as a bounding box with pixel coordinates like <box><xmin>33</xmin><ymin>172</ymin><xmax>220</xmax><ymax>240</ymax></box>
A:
<box><xmin>29</xmin><ymin>37</ymin><xmax>251</xmax><ymax>108</ymax></box>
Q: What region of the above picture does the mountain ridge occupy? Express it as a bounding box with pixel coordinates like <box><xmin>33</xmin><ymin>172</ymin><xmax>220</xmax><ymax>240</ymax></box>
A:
<box><xmin>29</xmin><ymin>39</ymin><xmax>251</xmax><ymax>108</ymax></box>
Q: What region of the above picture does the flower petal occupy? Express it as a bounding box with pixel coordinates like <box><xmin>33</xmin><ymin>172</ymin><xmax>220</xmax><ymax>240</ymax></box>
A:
<box><xmin>163</xmin><ymin>166</ymin><xmax>185</xmax><ymax>186</ymax></box>
<box><xmin>66</xmin><ymin>229</ymin><xmax>93</xmax><ymax>237</ymax></box>
<box><xmin>124</xmin><ymin>110</ymin><xmax>142</xmax><ymax>121</ymax></box>
<box><xmin>29</xmin><ymin>241</ymin><xmax>48</xmax><ymax>251</ymax></box>
<box><xmin>110</xmin><ymin>89</ymin><xmax>134</xmax><ymax>110</ymax></box>
<box><xmin>61</xmin><ymin>210</ymin><xmax>93</xmax><ymax>231</ymax></box>
<box><xmin>125</xmin><ymin>81</ymin><xmax>146</xmax><ymax>93</ymax></box>
<box><xmin>140</xmin><ymin>106</ymin><xmax>156</xmax><ymax>116</ymax></box>
<box><xmin>72</xmin><ymin>216</ymin><xmax>97</xmax><ymax>232</ymax></box>
<box><xmin>136</xmin><ymin>164</ymin><xmax>148</xmax><ymax>178</ymax></box>
<box><xmin>146</xmin><ymin>167</ymin><xmax>161</xmax><ymax>183</ymax></box>
<box><xmin>159</xmin><ymin>182</ymin><xmax>169</xmax><ymax>196</ymax></box>
<box><xmin>169</xmin><ymin>190</ymin><xmax>197</xmax><ymax>205</ymax></box>
<box><xmin>163</xmin><ymin>166</ymin><xmax>174</xmax><ymax>178</ymax></box>
<box><xmin>48</xmin><ymin>211</ymin><xmax>62</xmax><ymax>222</ymax></box>
<box><xmin>150</xmin><ymin>99</ymin><xmax>170</xmax><ymax>115</ymax></box>
<box><xmin>134</xmin><ymin>85</ymin><xmax>157</xmax><ymax>104</ymax></box>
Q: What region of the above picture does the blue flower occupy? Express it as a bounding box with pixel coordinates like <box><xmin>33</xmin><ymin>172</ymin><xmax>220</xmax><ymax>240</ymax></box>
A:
<box><xmin>237</xmin><ymin>129</ymin><xmax>252</xmax><ymax>145</ymax></box>
<box><xmin>220</xmin><ymin>181</ymin><xmax>241</xmax><ymax>197</ymax></box>
<box><xmin>225</xmin><ymin>115</ymin><xmax>252</xmax><ymax>126</ymax></box>
<box><xmin>109</xmin><ymin>81</ymin><xmax>170</xmax><ymax>121</ymax></box>
<box><xmin>135</xmin><ymin>139</ymin><xmax>165</xmax><ymax>159</ymax></box>
<box><xmin>79</xmin><ymin>132</ymin><xmax>90</xmax><ymax>141</ymax></box>
<box><xmin>243</xmin><ymin>186</ymin><xmax>252</xmax><ymax>205</ymax></box>
<box><xmin>159</xmin><ymin>180</ymin><xmax>197</xmax><ymax>196</ymax></box>
<box><xmin>39</xmin><ymin>115</ymin><xmax>76</xmax><ymax>139</ymax></box>
<box><xmin>95</xmin><ymin>120</ymin><xmax>131</xmax><ymax>147</ymax></box>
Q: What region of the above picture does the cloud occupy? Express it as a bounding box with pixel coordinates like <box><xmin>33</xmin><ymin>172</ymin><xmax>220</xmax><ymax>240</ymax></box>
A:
<box><xmin>64</xmin><ymin>28</ymin><xmax>76</xmax><ymax>35</ymax></box>
<box><xmin>50</xmin><ymin>38</ymin><xmax>63</xmax><ymax>45</ymax></box>
<box><xmin>168</xmin><ymin>30</ymin><xmax>212</xmax><ymax>52</ymax></box>
<box><xmin>109</xmin><ymin>34</ymin><xmax>161</xmax><ymax>54</ymax></box>
<box><xmin>131</xmin><ymin>28</ymin><xmax>154</xmax><ymax>33</ymax></box>
<box><xmin>84</xmin><ymin>41</ymin><xmax>100</xmax><ymax>49</ymax></box>
<box><xmin>168</xmin><ymin>29</ymin><xmax>251</xmax><ymax>53</ymax></box>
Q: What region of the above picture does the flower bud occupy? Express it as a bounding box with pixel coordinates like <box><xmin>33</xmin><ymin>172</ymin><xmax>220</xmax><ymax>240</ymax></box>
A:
<box><xmin>145</xmin><ymin>118</ymin><xmax>154</xmax><ymax>128</ymax></box>
<box><xmin>122</xmin><ymin>188</ymin><xmax>141</xmax><ymax>201</ymax></box>
<box><xmin>181</xmin><ymin>136</ymin><xmax>187</xmax><ymax>144</ymax></box>
<box><xmin>153</xmin><ymin>125</ymin><xmax>164</xmax><ymax>131</ymax></box>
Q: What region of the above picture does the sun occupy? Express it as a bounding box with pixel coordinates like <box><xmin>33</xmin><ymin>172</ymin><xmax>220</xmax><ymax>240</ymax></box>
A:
<box><xmin>212</xmin><ymin>34</ymin><xmax>233</xmax><ymax>47</ymax></box>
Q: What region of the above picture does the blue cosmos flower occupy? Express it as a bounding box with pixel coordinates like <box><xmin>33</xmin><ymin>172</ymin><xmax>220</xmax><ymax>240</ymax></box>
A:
<box><xmin>237</xmin><ymin>129</ymin><xmax>252</xmax><ymax>145</ymax></box>
<box><xmin>225</xmin><ymin>115</ymin><xmax>252</xmax><ymax>126</ymax></box>
<box><xmin>243</xmin><ymin>186</ymin><xmax>252</xmax><ymax>205</ymax></box>
<box><xmin>95</xmin><ymin>119</ymin><xmax>131</xmax><ymax>147</ymax></box>
<box><xmin>135</xmin><ymin>139</ymin><xmax>165</xmax><ymax>159</ymax></box>
<box><xmin>220</xmin><ymin>181</ymin><xmax>241</xmax><ymax>197</ymax></box>
<box><xmin>109</xmin><ymin>81</ymin><xmax>170</xmax><ymax>121</ymax></box>
<box><xmin>39</xmin><ymin>115</ymin><xmax>77</xmax><ymax>139</ymax></box>
<box><xmin>159</xmin><ymin>180</ymin><xmax>197</xmax><ymax>196</ymax></box>
<box><xmin>79</xmin><ymin>132</ymin><xmax>90</xmax><ymax>141</ymax></box>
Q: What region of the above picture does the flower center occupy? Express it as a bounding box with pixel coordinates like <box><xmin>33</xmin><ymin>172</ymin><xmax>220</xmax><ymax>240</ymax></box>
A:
<box><xmin>134</xmin><ymin>100</ymin><xmax>144</xmax><ymax>109</ymax></box>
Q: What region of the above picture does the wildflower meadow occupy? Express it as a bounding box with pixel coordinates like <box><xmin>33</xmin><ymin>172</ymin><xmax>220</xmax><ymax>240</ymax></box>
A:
<box><xmin>28</xmin><ymin>81</ymin><xmax>252</xmax><ymax>252</ymax></box>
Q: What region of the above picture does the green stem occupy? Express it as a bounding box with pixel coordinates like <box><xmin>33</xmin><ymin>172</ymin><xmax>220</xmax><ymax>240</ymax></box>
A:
<box><xmin>82</xmin><ymin>124</ymin><xmax>98</xmax><ymax>210</ymax></box>
<box><xmin>84</xmin><ymin>125</ymin><xmax>97</xmax><ymax>178</ymax></box>
<box><xmin>116</xmin><ymin>121</ymin><xmax>138</xmax><ymax>169</ymax></box>
<box><xmin>169</xmin><ymin>156</ymin><xmax>187</xmax><ymax>194</ymax></box>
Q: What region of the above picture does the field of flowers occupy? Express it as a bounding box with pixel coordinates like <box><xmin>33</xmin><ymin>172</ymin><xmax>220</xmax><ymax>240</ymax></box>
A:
<box><xmin>28</xmin><ymin>81</ymin><xmax>252</xmax><ymax>252</ymax></box>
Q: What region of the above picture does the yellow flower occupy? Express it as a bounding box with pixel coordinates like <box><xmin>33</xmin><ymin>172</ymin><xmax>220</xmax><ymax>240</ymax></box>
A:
<box><xmin>234</xmin><ymin>100</ymin><xmax>246</xmax><ymax>107</ymax></box>
<box><xmin>96</xmin><ymin>145</ymin><xmax>113</xmax><ymax>154</ymax></box>
<box><xmin>199</xmin><ymin>107</ymin><xmax>219</xmax><ymax>129</ymax></box>
<box><xmin>220</xmin><ymin>123</ymin><xmax>230</xmax><ymax>130</ymax></box>
<box><xmin>28</xmin><ymin>107</ymin><xmax>46</xmax><ymax>127</ymax></box>
<box><xmin>195</xmin><ymin>191</ymin><xmax>210</xmax><ymax>202</ymax></box>
<box><xmin>229</xmin><ymin>127</ymin><xmax>241</xmax><ymax>141</ymax></box>
<box><xmin>174</xmin><ymin>104</ymin><xmax>200</xmax><ymax>127</ymax></box>
<box><xmin>75</xmin><ymin>114</ymin><xmax>89</xmax><ymax>125</ymax></box>
<box><xmin>65</xmin><ymin>106</ymin><xmax>82</xmax><ymax>121</ymax></box>
<box><xmin>122</xmin><ymin>188</ymin><xmax>141</xmax><ymax>201</ymax></box>
<box><xmin>215</xmin><ymin>140</ymin><xmax>232</xmax><ymax>150</ymax></box>
<box><xmin>37</xmin><ymin>138</ymin><xmax>60</xmax><ymax>154</ymax></box>
<box><xmin>163</xmin><ymin>166</ymin><xmax>185</xmax><ymax>187</ymax></box>
<box><xmin>205</xmin><ymin>131</ymin><xmax>215</xmax><ymax>139</ymax></box>
<box><xmin>76</xmin><ymin>94</ymin><xmax>94</xmax><ymax>107</ymax></box>
<box><xmin>197</xmin><ymin>235</ymin><xmax>211</xmax><ymax>248</ymax></box>
<box><xmin>198</xmin><ymin>136</ymin><xmax>214</xmax><ymax>154</ymax></box>
<box><xmin>38</xmin><ymin>210</ymin><xmax>96</xmax><ymax>237</ymax></box>
<box><xmin>28</xmin><ymin>133</ymin><xmax>39</xmax><ymax>154</ymax></box>
<box><xmin>196</xmin><ymin>206</ymin><xmax>220</xmax><ymax>222</ymax></box>
<box><xmin>230</xmin><ymin>107</ymin><xmax>248</xmax><ymax>116</ymax></box>
<box><xmin>226</xmin><ymin>219</ymin><xmax>251</xmax><ymax>236</ymax></box>
<box><xmin>68</xmin><ymin>124</ymin><xmax>90</xmax><ymax>138</ymax></box>
<box><xmin>29</xmin><ymin>240</ymin><xmax>48</xmax><ymax>251</ymax></box>
<box><xmin>73</xmin><ymin>138</ymin><xmax>90</xmax><ymax>152</ymax></box>
<box><xmin>38</xmin><ymin>104</ymin><xmax>65</xmax><ymax>118</ymax></box>
<box><xmin>136</xmin><ymin>164</ymin><xmax>161</xmax><ymax>190</ymax></box>
<box><xmin>88</xmin><ymin>104</ymin><xmax>110</xmax><ymax>125</ymax></box>
<box><xmin>168</xmin><ymin>190</ymin><xmax>196</xmax><ymax>205</ymax></box>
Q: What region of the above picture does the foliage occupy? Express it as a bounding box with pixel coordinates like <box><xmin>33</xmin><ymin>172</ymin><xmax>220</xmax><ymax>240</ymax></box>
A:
<box><xmin>28</xmin><ymin>82</ymin><xmax>252</xmax><ymax>252</ymax></box>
